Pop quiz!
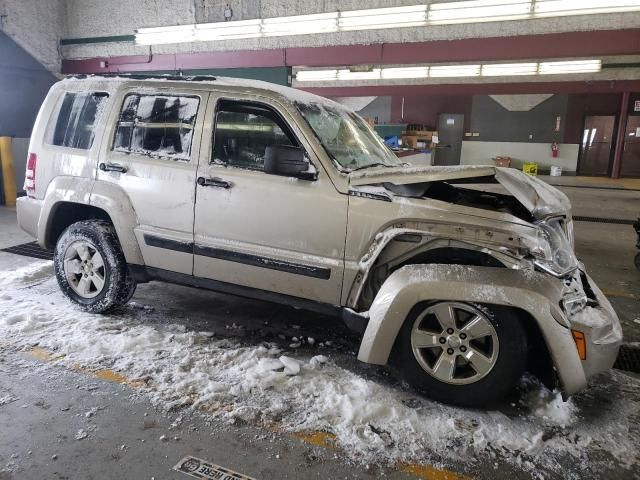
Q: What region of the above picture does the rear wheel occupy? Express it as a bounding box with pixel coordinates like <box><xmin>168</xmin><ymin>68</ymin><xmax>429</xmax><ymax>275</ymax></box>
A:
<box><xmin>54</xmin><ymin>220</ymin><xmax>135</xmax><ymax>313</ymax></box>
<box><xmin>391</xmin><ymin>301</ymin><xmax>527</xmax><ymax>407</ymax></box>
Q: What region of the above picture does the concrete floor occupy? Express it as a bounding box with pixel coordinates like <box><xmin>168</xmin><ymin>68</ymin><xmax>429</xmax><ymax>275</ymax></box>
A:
<box><xmin>0</xmin><ymin>183</ymin><xmax>639</xmax><ymax>480</ymax></box>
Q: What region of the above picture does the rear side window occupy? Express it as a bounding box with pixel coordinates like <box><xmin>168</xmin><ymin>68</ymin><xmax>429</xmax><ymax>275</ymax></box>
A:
<box><xmin>46</xmin><ymin>92</ymin><xmax>108</xmax><ymax>150</ymax></box>
<box><xmin>113</xmin><ymin>94</ymin><xmax>200</xmax><ymax>161</ymax></box>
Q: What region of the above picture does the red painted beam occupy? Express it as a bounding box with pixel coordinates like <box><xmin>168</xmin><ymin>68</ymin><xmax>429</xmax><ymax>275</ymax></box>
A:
<box><xmin>299</xmin><ymin>80</ymin><xmax>640</xmax><ymax>96</ymax></box>
<box><xmin>611</xmin><ymin>91</ymin><xmax>630</xmax><ymax>178</ymax></box>
<box><xmin>62</xmin><ymin>28</ymin><xmax>640</xmax><ymax>74</ymax></box>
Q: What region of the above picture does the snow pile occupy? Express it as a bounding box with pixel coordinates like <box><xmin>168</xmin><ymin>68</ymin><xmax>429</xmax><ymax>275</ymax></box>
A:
<box><xmin>0</xmin><ymin>262</ymin><xmax>638</xmax><ymax>475</ymax></box>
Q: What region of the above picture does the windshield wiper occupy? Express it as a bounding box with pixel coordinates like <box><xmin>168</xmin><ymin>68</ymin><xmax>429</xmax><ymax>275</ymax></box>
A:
<box><xmin>349</xmin><ymin>163</ymin><xmax>395</xmax><ymax>172</ymax></box>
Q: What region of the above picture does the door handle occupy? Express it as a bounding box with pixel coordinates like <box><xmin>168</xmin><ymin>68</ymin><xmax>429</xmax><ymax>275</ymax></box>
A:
<box><xmin>197</xmin><ymin>176</ymin><xmax>232</xmax><ymax>189</ymax></box>
<box><xmin>99</xmin><ymin>162</ymin><xmax>127</xmax><ymax>173</ymax></box>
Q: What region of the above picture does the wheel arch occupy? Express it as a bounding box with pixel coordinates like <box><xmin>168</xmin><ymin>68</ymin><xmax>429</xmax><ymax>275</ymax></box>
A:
<box><xmin>357</xmin><ymin>264</ymin><xmax>587</xmax><ymax>396</ymax></box>
<box><xmin>352</xmin><ymin>231</ymin><xmax>513</xmax><ymax>310</ymax></box>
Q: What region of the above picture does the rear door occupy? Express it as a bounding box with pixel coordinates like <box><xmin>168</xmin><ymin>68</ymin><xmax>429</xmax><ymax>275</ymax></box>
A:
<box><xmin>192</xmin><ymin>93</ymin><xmax>347</xmax><ymax>305</ymax></box>
<box><xmin>97</xmin><ymin>88</ymin><xmax>207</xmax><ymax>274</ymax></box>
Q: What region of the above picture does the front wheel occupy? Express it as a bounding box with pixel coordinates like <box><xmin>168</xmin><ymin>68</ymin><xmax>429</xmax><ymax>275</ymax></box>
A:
<box><xmin>391</xmin><ymin>302</ymin><xmax>527</xmax><ymax>407</ymax></box>
<box><xmin>54</xmin><ymin>220</ymin><xmax>134</xmax><ymax>313</ymax></box>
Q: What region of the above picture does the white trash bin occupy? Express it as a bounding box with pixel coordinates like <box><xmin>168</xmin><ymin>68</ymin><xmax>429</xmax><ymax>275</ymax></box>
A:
<box><xmin>550</xmin><ymin>165</ymin><xmax>563</xmax><ymax>177</ymax></box>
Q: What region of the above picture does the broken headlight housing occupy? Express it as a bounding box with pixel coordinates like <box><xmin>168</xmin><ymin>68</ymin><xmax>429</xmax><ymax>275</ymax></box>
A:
<box><xmin>532</xmin><ymin>218</ymin><xmax>579</xmax><ymax>277</ymax></box>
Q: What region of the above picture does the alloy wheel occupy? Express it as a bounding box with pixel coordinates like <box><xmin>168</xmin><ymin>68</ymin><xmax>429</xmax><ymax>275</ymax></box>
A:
<box><xmin>410</xmin><ymin>302</ymin><xmax>499</xmax><ymax>385</ymax></box>
<box><xmin>63</xmin><ymin>240</ymin><xmax>106</xmax><ymax>299</ymax></box>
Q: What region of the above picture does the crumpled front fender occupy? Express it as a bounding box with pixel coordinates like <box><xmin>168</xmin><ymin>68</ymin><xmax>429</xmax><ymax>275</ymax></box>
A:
<box><xmin>357</xmin><ymin>264</ymin><xmax>588</xmax><ymax>395</ymax></box>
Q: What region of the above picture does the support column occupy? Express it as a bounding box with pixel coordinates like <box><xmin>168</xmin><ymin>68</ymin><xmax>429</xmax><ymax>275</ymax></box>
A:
<box><xmin>611</xmin><ymin>91</ymin><xmax>630</xmax><ymax>179</ymax></box>
<box><xmin>0</xmin><ymin>137</ymin><xmax>17</xmax><ymax>207</ymax></box>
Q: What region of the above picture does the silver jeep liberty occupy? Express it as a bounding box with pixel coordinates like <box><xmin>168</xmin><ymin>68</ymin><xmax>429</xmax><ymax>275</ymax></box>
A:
<box><xmin>16</xmin><ymin>75</ymin><xmax>622</xmax><ymax>406</ymax></box>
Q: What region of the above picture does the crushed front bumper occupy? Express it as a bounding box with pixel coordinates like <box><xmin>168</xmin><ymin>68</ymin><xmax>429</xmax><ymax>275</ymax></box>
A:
<box><xmin>565</xmin><ymin>271</ymin><xmax>623</xmax><ymax>383</ymax></box>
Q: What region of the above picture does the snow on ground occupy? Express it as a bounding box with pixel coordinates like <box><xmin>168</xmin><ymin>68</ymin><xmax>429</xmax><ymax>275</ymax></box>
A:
<box><xmin>0</xmin><ymin>261</ymin><xmax>638</xmax><ymax>477</ymax></box>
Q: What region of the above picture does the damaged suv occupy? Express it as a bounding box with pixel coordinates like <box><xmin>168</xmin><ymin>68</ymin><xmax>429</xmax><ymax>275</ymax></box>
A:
<box><xmin>17</xmin><ymin>75</ymin><xmax>622</xmax><ymax>406</ymax></box>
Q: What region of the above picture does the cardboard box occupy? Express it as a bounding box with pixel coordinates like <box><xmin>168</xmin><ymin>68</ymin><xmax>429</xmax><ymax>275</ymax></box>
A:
<box><xmin>494</xmin><ymin>156</ymin><xmax>511</xmax><ymax>168</ymax></box>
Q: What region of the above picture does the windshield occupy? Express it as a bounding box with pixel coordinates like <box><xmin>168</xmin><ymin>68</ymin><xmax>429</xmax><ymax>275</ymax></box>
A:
<box><xmin>295</xmin><ymin>101</ymin><xmax>402</xmax><ymax>171</ymax></box>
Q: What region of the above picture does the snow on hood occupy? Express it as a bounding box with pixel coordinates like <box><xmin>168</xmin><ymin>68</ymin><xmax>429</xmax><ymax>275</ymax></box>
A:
<box><xmin>349</xmin><ymin>166</ymin><xmax>571</xmax><ymax>219</ymax></box>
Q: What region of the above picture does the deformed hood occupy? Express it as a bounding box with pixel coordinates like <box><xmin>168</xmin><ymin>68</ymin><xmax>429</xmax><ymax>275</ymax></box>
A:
<box><xmin>348</xmin><ymin>165</ymin><xmax>571</xmax><ymax>219</ymax></box>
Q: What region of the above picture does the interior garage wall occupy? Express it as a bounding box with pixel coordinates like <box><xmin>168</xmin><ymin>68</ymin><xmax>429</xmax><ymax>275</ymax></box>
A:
<box><xmin>460</xmin><ymin>141</ymin><xmax>580</xmax><ymax>172</ymax></box>
<box><xmin>0</xmin><ymin>32</ymin><xmax>57</xmax><ymax>200</ymax></box>
<box><xmin>0</xmin><ymin>32</ymin><xmax>56</xmax><ymax>137</ymax></box>
<box><xmin>0</xmin><ymin>0</ymin><xmax>64</xmax><ymax>73</ymax></box>
<box><xmin>389</xmin><ymin>95</ymin><xmax>472</xmax><ymax>130</ymax></box>
<box><xmin>468</xmin><ymin>94</ymin><xmax>567</xmax><ymax>143</ymax></box>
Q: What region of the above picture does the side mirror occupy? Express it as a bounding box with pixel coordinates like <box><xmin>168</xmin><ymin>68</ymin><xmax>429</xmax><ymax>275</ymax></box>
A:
<box><xmin>264</xmin><ymin>145</ymin><xmax>316</xmax><ymax>180</ymax></box>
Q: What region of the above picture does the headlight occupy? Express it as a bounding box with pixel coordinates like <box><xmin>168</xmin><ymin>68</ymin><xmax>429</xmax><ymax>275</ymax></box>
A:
<box><xmin>533</xmin><ymin>218</ymin><xmax>578</xmax><ymax>277</ymax></box>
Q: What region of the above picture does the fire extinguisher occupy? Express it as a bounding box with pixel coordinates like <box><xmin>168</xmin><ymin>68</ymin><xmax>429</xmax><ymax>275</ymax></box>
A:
<box><xmin>551</xmin><ymin>141</ymin><xmax>559</xmax><ymax>158</ymax></box>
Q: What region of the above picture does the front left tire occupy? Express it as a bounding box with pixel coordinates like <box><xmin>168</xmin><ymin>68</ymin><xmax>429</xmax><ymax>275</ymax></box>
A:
<box><xmin>54</xmin><ymin>220</ymin><xmax>136</xmax><ymax>313</ymax></box>
<box><xmin>391</xmin><ymin>301</ymin><xmax>528</xmax><ymax>407</ymax></box>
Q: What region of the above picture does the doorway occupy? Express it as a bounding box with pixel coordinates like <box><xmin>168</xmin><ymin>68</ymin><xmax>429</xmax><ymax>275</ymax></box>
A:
<box><xmin>434</xmin><ymin>113</ymin><xmax>464</xmax><ymax>166</ymax></box>
<box><xmin>578</xmin><ymin>115</ymin><xmax>615</xmax><ymax>176</ymax></box>
<box><xmin>621</xmin><ymin>116</ymin><xmax>640</xmax><ymax>177</ymax></box>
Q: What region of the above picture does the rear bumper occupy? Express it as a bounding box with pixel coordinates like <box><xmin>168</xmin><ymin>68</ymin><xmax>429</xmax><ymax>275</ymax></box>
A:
<box><xmin>16</xmin><ymin>196</ymin><xmax>44</xmax><ymax>245</ymax></box>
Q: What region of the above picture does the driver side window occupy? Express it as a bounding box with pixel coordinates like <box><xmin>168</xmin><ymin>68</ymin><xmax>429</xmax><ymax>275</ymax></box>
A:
<box><xmin>212</xmin><ymin>100</ymin><xmax>297</xmax><ymax>171</ymax></box>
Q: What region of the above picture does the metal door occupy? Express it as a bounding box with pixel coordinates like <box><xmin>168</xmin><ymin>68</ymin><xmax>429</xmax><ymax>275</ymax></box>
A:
<box><xmin>621</xmin><ymin>116</ymin><xmax>640</xmax><ymax>177</ymax></box>
<box><xmin>578</xmin><ymin>116</ymin><xmax>615</xmax><ymax>176</ymax></box>
<box><xmin>434</xmin><ymin>113</ymin><xmax>464</xmax><ymax>166</ymax></box>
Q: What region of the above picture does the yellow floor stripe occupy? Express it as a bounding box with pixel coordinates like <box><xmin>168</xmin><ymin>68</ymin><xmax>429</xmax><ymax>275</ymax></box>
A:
<box><xmin>602</xmin><ymin>289</ymin><xmax>638</xmax><ymax>300</ymax></box>
<box><xmin>23</xmin><ymin>346</ymin><xmax>145</xmax><ymax>387</ymax></box>
<box><xmin>292</xmin><ymin>431</ymin><xmax>337</xmax><ymax>448</ymax></box>
<box><xmin>21</xmin><ymin>344</ymin><xmax>470</xmax><ymax>479</ymax></box>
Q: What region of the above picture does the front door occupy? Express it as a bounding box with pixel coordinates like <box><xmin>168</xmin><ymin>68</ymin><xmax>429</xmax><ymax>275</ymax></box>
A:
<box><xmin>97</xmin><ymin>88</ymin><xmax>207</xmax><ymax>274</ymax></box>
<box><xmin>578</xmin><ymin>115</ymin><xmax>615</xmax><ymax>176</ymax></box>
<box><xmin>192</xmin><ymin>94</ymin><xmax>347</xmax><ymax>305</ymax></box>
<box><xmin>434</xmin><ymin>113</ymin><xmax>464</xmax><ymax>165</ymax></box>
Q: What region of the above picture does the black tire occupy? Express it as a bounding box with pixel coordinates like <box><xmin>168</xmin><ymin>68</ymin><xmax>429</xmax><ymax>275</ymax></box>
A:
<box><xmin>635</xmin><ymin>252</ymin><xmax>640</xmax><ymax>271</ymax></box>
<box><xmin>122</xmin><ymin>271</ymin><xmax>138</xmax><ymax>304</ymax></box>
<box><xmin>390</xmin><ymin>302</ymin><xmax>528</xmax><ymax>407</ymax></box>
<box><xmin>54</xmin><ymin>220</ymin><xmax>134</xmax><ymax>313</ymax></box>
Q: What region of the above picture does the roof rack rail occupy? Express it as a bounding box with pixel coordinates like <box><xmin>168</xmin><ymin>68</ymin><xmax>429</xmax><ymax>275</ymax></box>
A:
<box><xmin>66</xmin><ymin>73</ymin><xmax>217</xmax><ymax>82</ymax></box>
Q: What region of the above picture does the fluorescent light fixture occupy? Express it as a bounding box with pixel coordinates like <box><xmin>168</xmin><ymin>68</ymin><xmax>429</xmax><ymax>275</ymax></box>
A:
<box><xmin>428</xmin><ymin>0</ymin><xmax>531</xmax><ymax>24</ymax></box>
<box><xmin>135</xmin><ymin>25</ymin><xmax>195</xmax><ymax>45</ymax></box>
<box><xmin>381</xmin><ymin>66</ymin><xmax>430</xmax><ymax>79</ymax></box>
<box><xmin>195</xmin><ymin>19</ymin><xmax>261</xmax><ymax>41</ymax></box>
<box><xmin>538</xmin><ymin>60</ymin><xmax>602</xmax><ymax>74</ymax></box>
<box><xmin>261</xmin><ymin>12</ymin><xmax>338</xmax><ymax>36</ymax></box>
<box><xmin>338</xmin><ymin>5</ymin><xmax>428</xmax><ymax>30</ymax></box>
<box><xmin>337</xmin><ymin>68</ymin><xmax>382</xmax><ymax>80</ymax></box>
<box><xmin>296</xmin><ymin>69</ymin><xmax>339</xmax><ymax>82</ymax></box>
<box><xmin>294</xmin><ymin>58</ymin><xmax>604</xmax><ymax>83</ymax></box>
<box><xmin>429</xmin><ymin>64</ymin><xmax>482</xmax><ymax>77</ymax></box>
<box><xmin>136</xmin><ymin>1</ymin><xmax>640</xmax><ymax>45</ymax></box>
<box><xmin>535</xmin><ymin>0</ymin><xmax>640</xmax><ymax>16</ymax></box>
<box><xmin>481</xmin><ymin>62</ymin><xmax>538</xmax><ymax>76</ymax></box>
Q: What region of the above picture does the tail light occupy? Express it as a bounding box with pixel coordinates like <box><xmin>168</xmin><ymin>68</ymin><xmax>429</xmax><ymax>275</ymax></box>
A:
<box><xmin>24</xmin><ymin>152</ymin><xmax>37</xmax><ymax>197</ymax></box>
